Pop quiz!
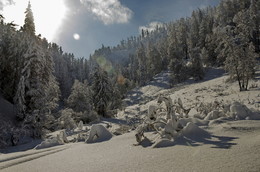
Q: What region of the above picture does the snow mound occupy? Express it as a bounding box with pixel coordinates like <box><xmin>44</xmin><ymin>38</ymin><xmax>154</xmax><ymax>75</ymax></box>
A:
<box><xmin>182</xmin><ymin>122</ymin><xmax>210</xmax><ymax>139</ymax></box>
<box><xmin>230</xmin><ymin>102</ymin><xmax>253</xmax><ymax>120</ymax></box>
<box><xmin>34</xmin><ymin>137</ymin><xmax>63</xmax><ymax>150</ymax></box>
<box><xmin>34</xmin><ymin>131</ymin><xmax>69</xmax><ymax>149</ymax></box>
<box><xmin>85</xmin><ymin>124</ymin><xmax>112</xmax><ymax>143</ymax></box>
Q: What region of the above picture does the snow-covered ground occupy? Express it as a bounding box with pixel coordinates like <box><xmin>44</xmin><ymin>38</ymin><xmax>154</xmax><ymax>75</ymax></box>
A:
<box><xmin>1</xmin><ymin>68</ymin><xmax>260</xmax><ymax>172</ymax></box>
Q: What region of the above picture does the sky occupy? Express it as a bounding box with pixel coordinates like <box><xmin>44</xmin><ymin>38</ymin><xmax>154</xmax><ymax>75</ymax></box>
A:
<box><xmin>0</xmin><ymin>0</ymin><xmax>220</xmax><ymax>58</ymax></box>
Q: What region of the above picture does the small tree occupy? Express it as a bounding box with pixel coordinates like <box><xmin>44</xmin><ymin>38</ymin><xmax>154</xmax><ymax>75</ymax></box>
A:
<box><xmin>225</xmin><ymin>9</ymin><xmax>257</xmax><ymax>91</ymax></box>
<box><xmin>189</xmin><ymin>48</ymin><xmax>205</xmax><ymax>81</ymax></box>
<box><xmin>67</xmin><ymin>80</ymin><xmax>92</xmax><ymax>112</ymax></box>
<box><xmin>168</xmin><ymin>58</ymin><xmax>187</xmax><ymax>85</ymax></box>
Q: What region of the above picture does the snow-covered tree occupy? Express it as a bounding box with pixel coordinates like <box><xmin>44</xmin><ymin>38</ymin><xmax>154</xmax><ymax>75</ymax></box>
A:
<box><xmin>167</xmin><ymin>23</ymin><xmax>187</xmax><ymax>84</ymax></box>
<box><xmin>91</xmin><ymin>67</ymin><xmax>113</xmax><ymax>117</ymax></box>
<box><xmin>225</xmin><ymin>41</ymin><xmax>257</xmax><ymax>91</ymax></box>
<box><xmin>13</xmin><ymin>3</ymin><xmax>60</xmax><ymax>137</ymax></box>
<box><xmin>224</xmin><ymin>9</ymin><xmax>257</xmax><ymax>91</ymax></box>
<box><xmin>67</xmin><ymin>79</ymin><xmax>92</xmax><ymax>113</ymax></box>
<box><xmin>136</xmin><ymin>43</ymin><xmax>148</xmax><ymax>86</ymax></box>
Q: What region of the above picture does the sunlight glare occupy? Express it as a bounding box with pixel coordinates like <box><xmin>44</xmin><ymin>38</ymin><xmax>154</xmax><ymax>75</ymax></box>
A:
<box><xmin>2</xmin><ymin>0</ymin><xmax>67</xmax><ymax>41</ymax></box>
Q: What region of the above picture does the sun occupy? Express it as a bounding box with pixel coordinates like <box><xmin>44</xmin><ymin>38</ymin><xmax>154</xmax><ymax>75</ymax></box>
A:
<box><xmin>1</xmin><ymin>0</ymin><xmax>67</xmax><ymax>42</ymax></box>
<box><xmin>73</xmin><ymin>33</ymin><xmax>80</xmax><ymax>40</ymax></box>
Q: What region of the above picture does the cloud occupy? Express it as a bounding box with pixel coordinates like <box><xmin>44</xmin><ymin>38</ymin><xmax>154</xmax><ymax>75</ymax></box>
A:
<box><xmin>80</xmin><ymin>0</ymin><xmax>133</xmax><ymax>25</ymax></box>
<box><xmin>0</xmin><ymin>0</ymin><xmax>14</xmax><ymax>11</ymax></box>
<box><xmin>139</xmin><ymin>21</ymin><xmax>165</xmax><ymax>34</ymax></box>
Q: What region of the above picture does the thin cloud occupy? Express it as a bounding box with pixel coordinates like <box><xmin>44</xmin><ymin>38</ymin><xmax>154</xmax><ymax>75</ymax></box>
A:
<box><xmin>139</xmin><ymin>21</ymin><xmax>165</xmax><ymax>33</ymax></box>
<box><xmin>0</xmin><ymin>0</ymin><xmax>14</xmax><ymax>11</ymax></box>
<box><xmin>80</xmin><ymin>0</ymin><xmax>133</xmax><ymax>25</ymax></box>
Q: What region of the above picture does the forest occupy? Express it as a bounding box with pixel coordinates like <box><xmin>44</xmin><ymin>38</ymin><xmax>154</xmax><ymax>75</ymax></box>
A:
<box><xmin>0</xmin><ymin>0</ymin><xmax>259</xmax><ymax>147</ymax></box>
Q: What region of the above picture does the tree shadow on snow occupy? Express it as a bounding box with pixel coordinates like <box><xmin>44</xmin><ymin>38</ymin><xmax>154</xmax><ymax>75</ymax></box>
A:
<box><xmin>124</xmin><ymin>90</ymin><xmax>144</xmax><ymax>106</ymax></box>
<box><xmin>202</xmin><ymin>67</ymin><xmax>226</xmax><ymax>82</ymax></box>
<box><xmin>0</xmin><ymin>139</ymin><xmax>42</xmax><ymax>154</ymax></box>
<box><xmin>174</xmin><ymin>133</ymin><xmax>238</xmax><ymax>149</ymax></box>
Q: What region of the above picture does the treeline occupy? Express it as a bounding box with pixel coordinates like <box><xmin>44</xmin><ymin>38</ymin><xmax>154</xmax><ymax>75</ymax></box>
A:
<box><xmin>93</xmin><ymin>0</ymin><xmax>259</xmax><ymax>88</ymax></box>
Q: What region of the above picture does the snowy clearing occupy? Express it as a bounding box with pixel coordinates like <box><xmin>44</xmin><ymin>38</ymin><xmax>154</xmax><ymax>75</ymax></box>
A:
<box><xmin>1</xmin><ymin>68</ymin><xmax>260</xmax><ymax>172</ymax></box>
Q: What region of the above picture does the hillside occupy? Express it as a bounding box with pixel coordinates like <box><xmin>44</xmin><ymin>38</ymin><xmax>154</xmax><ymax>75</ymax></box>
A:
<box><xmin>1</xmin><ymin>68</ymin><xmax>260</xmax><ymax>172</ymax></box>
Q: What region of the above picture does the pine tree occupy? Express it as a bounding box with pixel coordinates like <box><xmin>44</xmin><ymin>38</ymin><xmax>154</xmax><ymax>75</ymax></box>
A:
<box><xmin>91</xmin><ymin>67</ymin><xmax>112</xmax><ymax>117</ymax></box>
<box><xmin>176</xmin><ymin>18</ymin><xmax>189</xmax><ymax>59</ymax></box>
<box><xmin>188</xmin><ymin>11</ymin><xmax>200</xmax><ymax>49</ymax></box>
<box><xmin>200</xmin><ymin>47</ymin><xmax>209</xmax><ymax>67</ymax></box>
<box><xmin>249</xmin><ymin>0</ymin><xmax>260</xmax><ymax>52</ymax></box>
<box><xmin>189</xmin><ymin>48</ymin><xmax>204</xmax><ymax>81</ymax></box>
<box><xmin>22</xmin><ymin>1</ymin><xmax>35</xmax><ymax>35</ymax></box>
<box><xmin>147</xmin><ymin>43</ymin><xmax>161</xmax><ymax>77</ymax></box>
<box><xmin>0</xmin><ymin>19</ymin><xmax>21</xmax><ymax>101</ymax></box>
<box><xmin>14</xmin><ymin>3</ymin><xmax>60</xmax><ymax>137</ymax></box>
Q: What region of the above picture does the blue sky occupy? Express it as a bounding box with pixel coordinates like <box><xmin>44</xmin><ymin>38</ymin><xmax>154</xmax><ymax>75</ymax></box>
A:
<box><xmin>1</xmin><ymin>0</ymin><xmax>220</xmax><ymax>58</ymax></box>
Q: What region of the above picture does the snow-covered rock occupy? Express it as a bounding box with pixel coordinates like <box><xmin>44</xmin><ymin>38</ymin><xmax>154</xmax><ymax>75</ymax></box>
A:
<box><xmin>85</xmin><ymin>124</ymin><xmax>113</xmax><ymax>143</ymax></box>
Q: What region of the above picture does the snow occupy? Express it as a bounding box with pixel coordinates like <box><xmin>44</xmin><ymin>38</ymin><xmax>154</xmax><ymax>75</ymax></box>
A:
<box><xmin>85</xmin><ymin>124</ymin><xmax>113</xmax><ymax>143</ymax></box>
<box><xmin>1</xmin><ymin>121</ymin><xmax>260</xmax><ymax>171</ymax></box>
<box><xmin>34</xmin><ymin>137</ymin><xmax>63</xmax><ymax>150</ymax></box>
<box><xmin>1</xmin><ymin>68</ymin><xmax>260</xmax><ymax>171</ymax></box>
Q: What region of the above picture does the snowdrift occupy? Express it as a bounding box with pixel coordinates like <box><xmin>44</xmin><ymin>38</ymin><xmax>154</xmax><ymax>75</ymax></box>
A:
<box><xmin>85</xmin><ymin>124</ymin><xmax>113</xmax><ymax>143</ymax></box>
